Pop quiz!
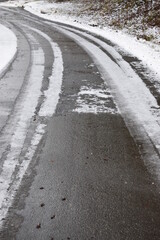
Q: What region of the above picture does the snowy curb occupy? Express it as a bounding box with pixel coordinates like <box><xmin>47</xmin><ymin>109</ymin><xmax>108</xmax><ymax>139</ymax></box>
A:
<box><xmin>0</xmin><ymin>24</ymin><xmax>17</xmax><ymax>78</ymax></box>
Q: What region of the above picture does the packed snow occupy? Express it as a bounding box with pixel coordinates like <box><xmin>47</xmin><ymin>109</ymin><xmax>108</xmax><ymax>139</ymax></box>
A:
<box><xmin>0</xmin><ymin>24</ymin><xmax>17</xmax><ymax>77</ymax></box>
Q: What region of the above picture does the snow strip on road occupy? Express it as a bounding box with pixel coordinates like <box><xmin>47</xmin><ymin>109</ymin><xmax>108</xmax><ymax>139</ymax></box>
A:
<box><xmin>30</xmin><ymin>27</ymin><xmax>63</xmax><ymax>117</ymax></box>
<box><xmin>21</xmin><ymin>24</ymin><xmax>64</xmax><ymax>117</ymax></box>
<box><xmin>0</xmin><ymin>23</ymin><xmax>17</xmax><ymax>77</ymax></box>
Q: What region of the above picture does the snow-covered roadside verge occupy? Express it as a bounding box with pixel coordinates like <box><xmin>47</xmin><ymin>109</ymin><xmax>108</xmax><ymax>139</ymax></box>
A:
<box><xmin>0</xmin><ymin>24</ymin><xmax>17</xmax><ymax>77</ymax></box>
<box><xmin>3</xmin><ymin>0</ymin><xmax>159</xmax><ymax>80</ymax></box>
<box><xmin>1</xmin><ymin>1</ymin><xmax>160</xmax><ymax>80</ymax></box>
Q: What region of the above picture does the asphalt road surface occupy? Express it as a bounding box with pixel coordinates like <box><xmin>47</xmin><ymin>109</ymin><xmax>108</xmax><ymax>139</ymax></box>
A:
<box><xmin>0</xmin><ymin>7</ymin><xmax>160</xmax><ymax>240</ymax></box>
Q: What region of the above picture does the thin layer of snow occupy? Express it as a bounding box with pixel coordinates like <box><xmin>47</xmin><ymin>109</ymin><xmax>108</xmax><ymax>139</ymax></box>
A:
<box><xmin>40</xmin><ymin>40</ymin><xmax>63</xmax><ymax>116</ymax></box>
<box><xmin>0</xmin><ymin>24</ymin><xmax>17</xmax><ymax>77</ymax></box>
<box><xmin>74</xmin><ymin>86</ymin><xmax>118</xmax><ymax>114</ymax></box>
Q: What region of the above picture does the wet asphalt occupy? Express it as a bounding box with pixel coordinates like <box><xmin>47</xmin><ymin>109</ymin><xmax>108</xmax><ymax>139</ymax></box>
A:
<box><xmin>0</xmin><ymin>7</ymin><xmax>160</xmax><ymax>240</ymax></box>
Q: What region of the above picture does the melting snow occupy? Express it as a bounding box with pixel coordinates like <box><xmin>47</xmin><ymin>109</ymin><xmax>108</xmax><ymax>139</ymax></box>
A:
<box><xmin>74</xmin><ymin>86</ymin><xmax>118</xmax><ymax>114</ymax></box>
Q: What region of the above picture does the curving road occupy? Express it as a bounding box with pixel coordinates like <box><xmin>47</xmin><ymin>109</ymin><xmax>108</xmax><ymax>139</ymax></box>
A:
<box><xmin>0</xmin><ymin>7</ymin><xmax>160</xmax><ymax>240</ymax></box>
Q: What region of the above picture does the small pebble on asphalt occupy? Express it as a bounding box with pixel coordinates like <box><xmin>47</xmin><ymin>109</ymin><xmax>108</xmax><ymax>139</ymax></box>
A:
<box><xmin>36</xmin><ymin>223</ymin><xmax>41</xmax><ymax>229</ymax></box>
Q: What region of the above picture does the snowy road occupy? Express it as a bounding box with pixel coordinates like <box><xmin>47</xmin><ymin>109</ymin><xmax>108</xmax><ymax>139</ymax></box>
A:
<box><xmin>0</xmin><ymin>7</ymin><xmax>160</xmax><ymax>240</ymax></box>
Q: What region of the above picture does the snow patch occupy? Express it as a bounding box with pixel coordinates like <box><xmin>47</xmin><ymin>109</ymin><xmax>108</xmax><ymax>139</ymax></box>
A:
<box><xmin>74</xmin><ymin>86</ymin><xmax>118</xmax><ymax>114</ymax></box>
<box><xmin>0</xmin><ymin>24</ymin><xmax>17</xmax><ymax>77</ymax></box>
